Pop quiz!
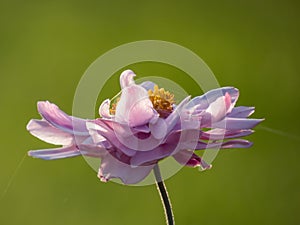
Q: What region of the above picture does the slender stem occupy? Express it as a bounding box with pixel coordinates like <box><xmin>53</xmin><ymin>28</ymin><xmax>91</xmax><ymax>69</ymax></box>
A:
<box><xmin>153</xmin><ymin>164</ymin><xmax>175</xmax><ymax>225</ymax></box>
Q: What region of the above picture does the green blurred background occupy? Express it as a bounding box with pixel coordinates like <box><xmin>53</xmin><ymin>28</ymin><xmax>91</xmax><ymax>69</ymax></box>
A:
<box><xmin>1</xmin><ymin>0</ymin><xmax>299</xmax><ymax>224</ymax></box>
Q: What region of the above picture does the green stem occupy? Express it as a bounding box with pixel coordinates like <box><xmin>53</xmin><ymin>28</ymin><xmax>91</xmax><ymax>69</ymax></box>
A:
<box><xmin>153</xmin><ymin>164</ymin><xmax>175</xmax><ymax>225</ymax></box>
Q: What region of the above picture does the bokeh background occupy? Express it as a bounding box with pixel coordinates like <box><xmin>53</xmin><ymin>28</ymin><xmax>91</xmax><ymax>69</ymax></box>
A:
<box><xmin>1</xmin><ymin>0</ymin><xmax>299</xmax><ymax>225</ymax></box>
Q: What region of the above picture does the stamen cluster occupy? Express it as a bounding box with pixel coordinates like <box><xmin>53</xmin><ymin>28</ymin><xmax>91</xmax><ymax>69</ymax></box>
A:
<box><xmin>148</xmin><ymin>85</ymin><xmax>175</xmax><ymax>118</ymax></box>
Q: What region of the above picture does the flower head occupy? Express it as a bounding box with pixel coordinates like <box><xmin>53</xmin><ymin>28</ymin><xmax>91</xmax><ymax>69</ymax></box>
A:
<box><xmin>27</xmin><ymin>70</ymin><xmax>263</xmax><ymax>184</ymax></box>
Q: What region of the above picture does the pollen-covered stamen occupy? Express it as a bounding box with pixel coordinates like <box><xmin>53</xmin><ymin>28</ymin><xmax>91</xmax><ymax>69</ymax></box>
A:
<box><xmin>109</xmin><ymin>97</ymin><xmax>120</xmax><ymax>115</ymax></box>
<box><xmin>148</xmin><ymin>85</ymin><xmax>175</xmax><ymax>118</ymax></box>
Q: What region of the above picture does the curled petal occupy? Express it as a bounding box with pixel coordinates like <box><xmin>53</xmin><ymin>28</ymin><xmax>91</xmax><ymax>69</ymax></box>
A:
<box><xmin>27</xmin><ymin>119</ymin><xmax>73</xmax><ymax>145</ymax></box>
<box><xmin>28</xmin><ymin>145</ymin><xmax>81</xmax><ymax>160</ymax></box>
<box><xmin>99</xmin><ymin>99</ymin><xmax>113</xmax><ymax>119</ymax></box>
<box><xmin>37</xmin><ymin>101</ymin><xmax>88</xmax><ymax>135</ymax></box>
<box><xmin>120</xmin><ymin>70</ymin><xmax>136</xmax><ymax>88</ymax></box>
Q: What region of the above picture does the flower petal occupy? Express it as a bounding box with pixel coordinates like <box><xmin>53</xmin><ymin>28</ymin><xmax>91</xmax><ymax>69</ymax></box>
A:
<box><xmin>227</xmin><ymin>106</ymin><xmax>255</xmax><ymax>118</ymax></box>
<box><xmin>120</xmin><ymin>70</ymin><xmax>136</xmax><ymax>88</ymax></box>
<box><xmin>130</xmin><ymin>129</ymin><xmax>200</xmax><ymax>166</ymax></box>
<box><xmin>27</xmin><ymin>119</ymin><xmax>73</xmax><ymax>145</ymax></box>
<box><xmin>37</xmin><ymin>101</ymin><xmax>88</xmax><ymax>135</ymax></box>
<box><xmin>204</xmin><ymin>92</ymin><xmax>232</xmax><ymax>122</ymax></box>
<box><xmin>28</xmin><ymin>145</ymin><xmax>81</xmax><ymax>160</ymax></box>
<box><xmin>186</xmin><ymin>87</ymin><xmax>239</xmax><ymax>111</ymax></box>
<box><xmin>196</xmin><ymin>139</ymin><xmax>253</xmax><ymax>150</ymax></box>
<box><xmin>115</xmin><ymin>83</ymin><xmax>156</xmax><ymax>127</ymax></box>
<box><xmin>98</xmin><ymin>152</ymin><xmax>155</xmax><ymax>184</ymax></box>
<box><xmin>173</xmin><ymin>150</ymin><xmax>212</xmax><ymax>170</ymax></box>
<box><xmin>219</xmin><ymin>139</ymin><xmax>253</xmax><ymax>149</ymax></box>
<box><xmin>99</xmin><ymin>99</ymin><xmax>113</xmax><ymax>119</ymax></box>
<box><xmin>77</xmin><ymin>139</ymin><xmax>108</xmax><ymax>158</ymax></box>
<box><xmin>140</xmin><ymin>81</ymin><xmax>156</xmax><ymax>91</ymax></box>
<box><xmin>149</xmin><ymin>118</ymin><xmax>168</xmax><ymax>139</ymax></box>
<box><xmin>165</xmin><ymin>95</ymin><xmax>191</xmax><ymax>132</ymax></box>
<box><xmin>213</xmin><ymin>117</ymin><xmax>264</xmax><ymax>130</ymax></box>
<box><xmin>132</xmin><ymin>124</ymin><xmax>151</xmax><ymax>133</ymax></box>
<box><xmin>200</xmin><ymin>128</ymin><xmax>254</xmax><ymax>140</ymax></box>
<box><xmin>87</xmin><ymin>120</ymin><xmax>137</xmax><ymax>156</ymax></box>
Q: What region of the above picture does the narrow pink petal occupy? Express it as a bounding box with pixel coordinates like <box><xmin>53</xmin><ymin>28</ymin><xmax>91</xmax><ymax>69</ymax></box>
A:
<box><xmin>37</xmin><ymin>101</ymin><xmax>88</xmax><ymax>135</ymax></box>
<box><xmin>228</xmin><ymin>106</ymin><xmax>255</xmax><ymax>118</ymax></box>
<box><xmin>196</xmin><ymin>139</ymin><xmax>253</xmax><ymax>150</ymax></box>
<box><xmin>212</xmin><ymin>117</ymin><xmax>264</xmax><ymax>130</ymax></box>
<box><xmin>219</xmin><ymin>139</ymin><xmax>253</xmax><ymax>149</ymax></box>
<box><xmin>28</xmin><ymin>145</ymin><xmax>81</xmax><ymax>160</ymax></box>
<box><xmin>27</xmin><ymin>119</ymin><xmax>73</xmax><ymax>145</ymax></box>
<box><xmin>200</xmin><ymin>128</ymin><xmax>254</xmax><ymax>140</ymax></box>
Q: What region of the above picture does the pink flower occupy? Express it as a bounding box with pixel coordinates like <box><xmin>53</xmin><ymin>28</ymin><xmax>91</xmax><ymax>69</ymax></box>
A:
<box><xmin>27</xmin><ymin>70</ymin><xmax>263</xmax><ymax>184</ymax></box>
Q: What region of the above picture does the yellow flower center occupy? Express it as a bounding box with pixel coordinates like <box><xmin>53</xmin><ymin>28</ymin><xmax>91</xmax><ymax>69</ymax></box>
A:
<box><xmin>148</xmin><ymin>85</ymin><xmax>175</xmax><ymax>118</ymax></box>
<box><xmin>109</xmin><ymin>85</ymin><xmax>175</xmax><ymax>118</ymax></box>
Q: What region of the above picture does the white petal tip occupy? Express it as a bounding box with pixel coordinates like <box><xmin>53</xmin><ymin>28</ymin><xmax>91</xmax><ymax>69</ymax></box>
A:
<box><xmin>99</xmin><ymin>99</ymin><xmax>112</xmax><ymax>118</ymax></box>
<box><xmin>120</xmin><ymin>70</ymin><xmax>136</xmax><ymax>88</ymax></box>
